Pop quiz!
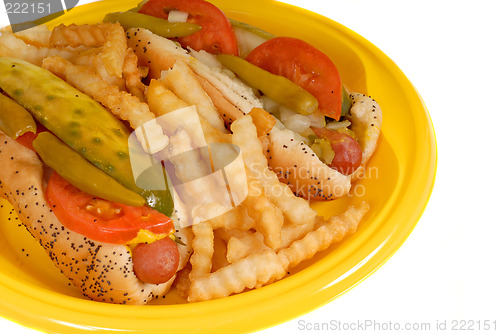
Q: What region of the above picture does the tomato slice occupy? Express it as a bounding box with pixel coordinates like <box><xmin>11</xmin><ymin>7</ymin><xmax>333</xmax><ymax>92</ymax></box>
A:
<box><xmin>246</xmin><ymin>37</ymin><xmax>343</xmax><ymax>120</ymax></box>
<box><xmin>16</xmin><ymin>123</ymin><xmax>47</xmax><ymax>151</ymax></box>
<box><xmin>16</xmin><ymin>131</ymin><xmax>39</xmax><ymax>151</ymax></box>
<box><xmin>139</xmin><ymin>0</ymin><xmax>239</xmax><ymax>55</ymax></box>
<box><xmin>46</xmin><ymin>172</ymin><xmax>174</xmax><ymax>244</ymax></box>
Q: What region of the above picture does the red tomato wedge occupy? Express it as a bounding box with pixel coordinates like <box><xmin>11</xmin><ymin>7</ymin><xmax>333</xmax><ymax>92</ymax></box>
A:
<box><xmin>16</xmin><ymin>131</ymin><xmax>39</xmax><ymax>151</ymax></box>
<box><xmin>139</xmin><ymin>0</ymin><xmax>238</xmax><ymax>55</ymax></box>
<box><xmin>46</xmin><ymin>172</ymin><xmax>174</xmax><ymax>244</ymax></box>
<box><xmin>16</xmin><ymin>123</ymin><xmax>47</xmax><ymax>151</ymax></box>
<box><xmin>312</xmin><ymin>127</ymin><xmax>362</xmax><ymax>175</ymax></box>
<box><xmin>246</xmin><ymin>37</ymin><xmax>343</xmax><ymax>120</ymax></box>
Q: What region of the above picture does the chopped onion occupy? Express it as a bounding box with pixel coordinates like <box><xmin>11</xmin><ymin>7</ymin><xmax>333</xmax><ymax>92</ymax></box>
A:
<box><xmin>189</xmin><ymin>48</ymin><xmax>222</xmax><ymax>69</ymax></box>
<box><xmin>307</xmin><ymin>110</ymin><xmax>326</xmax><ymax>127</ymax></box>
<box><xmin>284</xmin><ymin>114</ymin><xmax>312</xmax><ymax>134</ymax></box>
<box><xmin>261</xmin><ymin>95</ymin><xmax>280</xmax><ymax>115</ymax></box>
<box><xmin>326</xmin><ymin>119</ymin><xmax>351</xmax><ymax>130</ymax></box>
<box><xmin>279</xmin><ymin>105</ymin><xmax>296</xmax><ymax>122</ymax></box>
<box><xmin>168</xmin><ymin>10</ymin><xmax>189</xmax><ymax>23</ymax></box>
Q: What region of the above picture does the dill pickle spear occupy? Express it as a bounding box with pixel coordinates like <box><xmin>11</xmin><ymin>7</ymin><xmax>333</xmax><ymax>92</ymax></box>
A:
<box><xmin>33</xmin><ymin>132</ymin><xmax>145</xmax><ymax>207</ymax></box>
<box><xmin>0</xmin><ymin>94</ymin><xmax>36</xmax><ymax>139</ymax></box>
<box><xmin>0</xmin><ymin>57</ymin><xmax>173</xmax><ymax>216</ymax></box>
<box><xmin>217</xmin><ymin>54</ymin><xmax>318</xmax><ymax>115</ymax></box>
<box><xmin>103</xmin><ymin>12</ymin><xmax>201</xmax><ymax>38</ymax></box>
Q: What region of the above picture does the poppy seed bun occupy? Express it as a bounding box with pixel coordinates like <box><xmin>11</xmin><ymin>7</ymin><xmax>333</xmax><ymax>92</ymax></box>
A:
<box><xmin>349</xmin><ymin>93</ymin><xmax>383</xmax><ymax>182</ymax></box>
<box><xmin>0</xmin><ymin>132</ymin><xmax>176</xmax><ymax>304</ymax></box>
<box><xmin>265</xmin><ymin>126</ymin><xmax>352</xmax><ymax>200</ymax></box>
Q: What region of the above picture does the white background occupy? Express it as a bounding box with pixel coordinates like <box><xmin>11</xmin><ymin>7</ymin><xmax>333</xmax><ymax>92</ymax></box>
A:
<box><xmin>1</xmin><ymin>0</ymin><xmax>500</xmax><ymax>333</ymax></box>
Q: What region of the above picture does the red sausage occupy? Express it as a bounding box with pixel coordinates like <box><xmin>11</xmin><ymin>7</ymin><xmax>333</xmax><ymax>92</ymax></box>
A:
<box><xmin>132</xmin><ymin>237</ymin><xmax>180</xmax><ymax>284</ymax></box>
<box><xmin>312</xmin><ymin>127</ymin><xmax>362</xmax><ymax>175</ymax></box>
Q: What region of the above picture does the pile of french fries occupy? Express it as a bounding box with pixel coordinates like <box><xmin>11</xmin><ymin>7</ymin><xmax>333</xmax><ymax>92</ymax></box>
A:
<box><xmin>0</xmin><ymin>22</ymin><xmax>369</xmax><ymax>302</ymax></box>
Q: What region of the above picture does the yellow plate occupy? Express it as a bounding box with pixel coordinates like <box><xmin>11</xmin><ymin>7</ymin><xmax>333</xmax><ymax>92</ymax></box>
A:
<box><xmin>0</xmin><ymin>0</ymin><xmax>437</xmax><ymax>332</ymax></box>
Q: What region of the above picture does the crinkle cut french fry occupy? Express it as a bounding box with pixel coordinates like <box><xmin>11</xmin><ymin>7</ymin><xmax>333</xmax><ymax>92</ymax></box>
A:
<box><xmin>41</xmin><ymin>56</ymin><xmax>168</xmax><ymax>153</ymax></box>
<box><xmin>50</xmin><ymin>23</ymin><xmax>107</xmax><ymax>47</ymax></box>
<box><xmin>212</xmin><ymin>233</ymin><xmax>230</xmax><ymax>272</ymax></box>
<box><xmin>138</xmin><ymin>66</ymin><xmax>149</xmax><ymax>78</ymax></box>
<box><xmin>245</xmin><ymin>174</ymin><xmax>283</xmax><ymax>250</ymax></box>
<box><xmin>202</xmin><ymin>206</ymin><xmax>239</xmax><ymax>230</ymax></box>
<box><xmin>72</xmin><ymin>46</ymin><xmax>102</xmax><ymax>66</ymax></box>
<box><xmin>147</xmin><ymin>79</ymin><xmax>190</xmax><ymax>117</ymax></box>
<box><xmin>278</xmin><ymin>203</ymin><xmax>370</xmax><ymax>270</ymax></box>
<box><xmin>231</xmin><ymin>115</ymin><xmax>317</xmax><ymax>226</ymax></box>
<box><xmin>100</xmin><ymin>23</ymin><xmax>127</xmax><ymax>78</ymax></box>
<box><xmin>189</xmin><ymin>222</ymin><xmax>214</xmax><ymax>280</ymax></box>
<box><xmin>235</xmin><ymin>205</ymin><xmax>257</xmax><ymax>231</ymax></box>
<box><xmin>166</xmin><ymin>129</ymin><xmax>227</xmax><ymax>210</ymax></box>
<box><xmin>216</xmin><ymin>228</ymin><xmax>253</xmax><ymax>242</ymax></box>
<box><xmin>205</xmin><ymin>204</ymin><xmax>255</xmax><ymax>231</ymax></box>
<box><xmin>198</xmin><ymin>116</ymin><xmax>232</xmax><ymax>144</ymax></box>
<box><xmin>73</xmin><ymin>47</ymin><xmax>126</xmax><ymax>90</ymax></box>
<box><xmin>188</xmin><ymin>250</ymin><xmax>286</xmax><ymax>302</ymax></box>
<box><xmin>174</xmin><ymin>263</ymin><xmax>191</xmax><ymax>300</ymax></box>
<box><xmin>123</xmin><ymin>47</ymin><xmax>146</xmax><ymax>101</ymax></box>
<box><xmin>0</xmin><ymin>31</ymin><xmax>77</xmax><ymax>66</ymax></box>
<box><xmin>160</xmin><ymin>60</ymin><xmax>226</xmax><ymax>132</ymax></box>
<box><xmin>279</xmin><ymin>216</ymin><xmax>321</xmax><ymax>249</ymax></box>
<box><xmin>147</xmin><ymin>79</ymin><xmax>230</xmax><ymax>144</ymax></box>
<box><xmin>226</xmin><ymin>231</ymin><xmax>271</xmax><ymax>264</ymax></box>
<box><xmin>10</xmin><ymin>25</ymin><xmax>51</xmax><ymax>47</ymax></box>
<box><xmin>50</xmin><ymin>23</ymin><xmax>127</xmax><ymax>78</ymax></box>
<box><xmin>190</xmin><ymin>203</ymin><xmax>235</xmax><ymax>227</ymax></box>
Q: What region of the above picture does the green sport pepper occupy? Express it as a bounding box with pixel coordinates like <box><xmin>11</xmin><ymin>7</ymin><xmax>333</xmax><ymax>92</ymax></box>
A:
<box><xmin>217</xmin><ymin>54</ymin><xmax>318</xmax><ymax>116</ymax></box>
<box><xmin>33</xmin><ymin>132</ymin><xmax>145</xmax><ymax>207</ymax></box>
<box><xmin>0</xmin><ymin>57</ymin><xmax>173</xmax><ymax>216</ymax></box>
<box><xmin>103</xmin><ymin>11</ymin><xmax>201</xmax><ymax>38</ymax></box>
<box><xmin>0</xmin><ymin>94</ymin><xmax>36</xmax><ymax>139</ymax></box>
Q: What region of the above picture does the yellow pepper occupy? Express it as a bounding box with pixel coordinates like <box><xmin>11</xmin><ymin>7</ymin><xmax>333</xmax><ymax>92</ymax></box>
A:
<box><xmin>33</xmin><ymin>132</ymin><xmax>145</xmax><ymax>207</ymax></box>
<box><xmin>0</xmin><ymin>94</ymin><xmax>36</xmax><ymax>139</ymax></box>
<box><xmin>217</xmin><ymin>54</ymin><xmax>318</xmax><ymax>115</ymax></box>
<box><xmin>104</xmin><ymin>11</ymin><xmax>201</xmax><ymax>38</ymax></box>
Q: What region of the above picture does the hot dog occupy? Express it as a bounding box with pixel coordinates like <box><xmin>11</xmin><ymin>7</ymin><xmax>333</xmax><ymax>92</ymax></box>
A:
<box><xmin>0</xmin><ymin>132</ymin><xmax>191</xmax><ymax>304</ymax></box>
